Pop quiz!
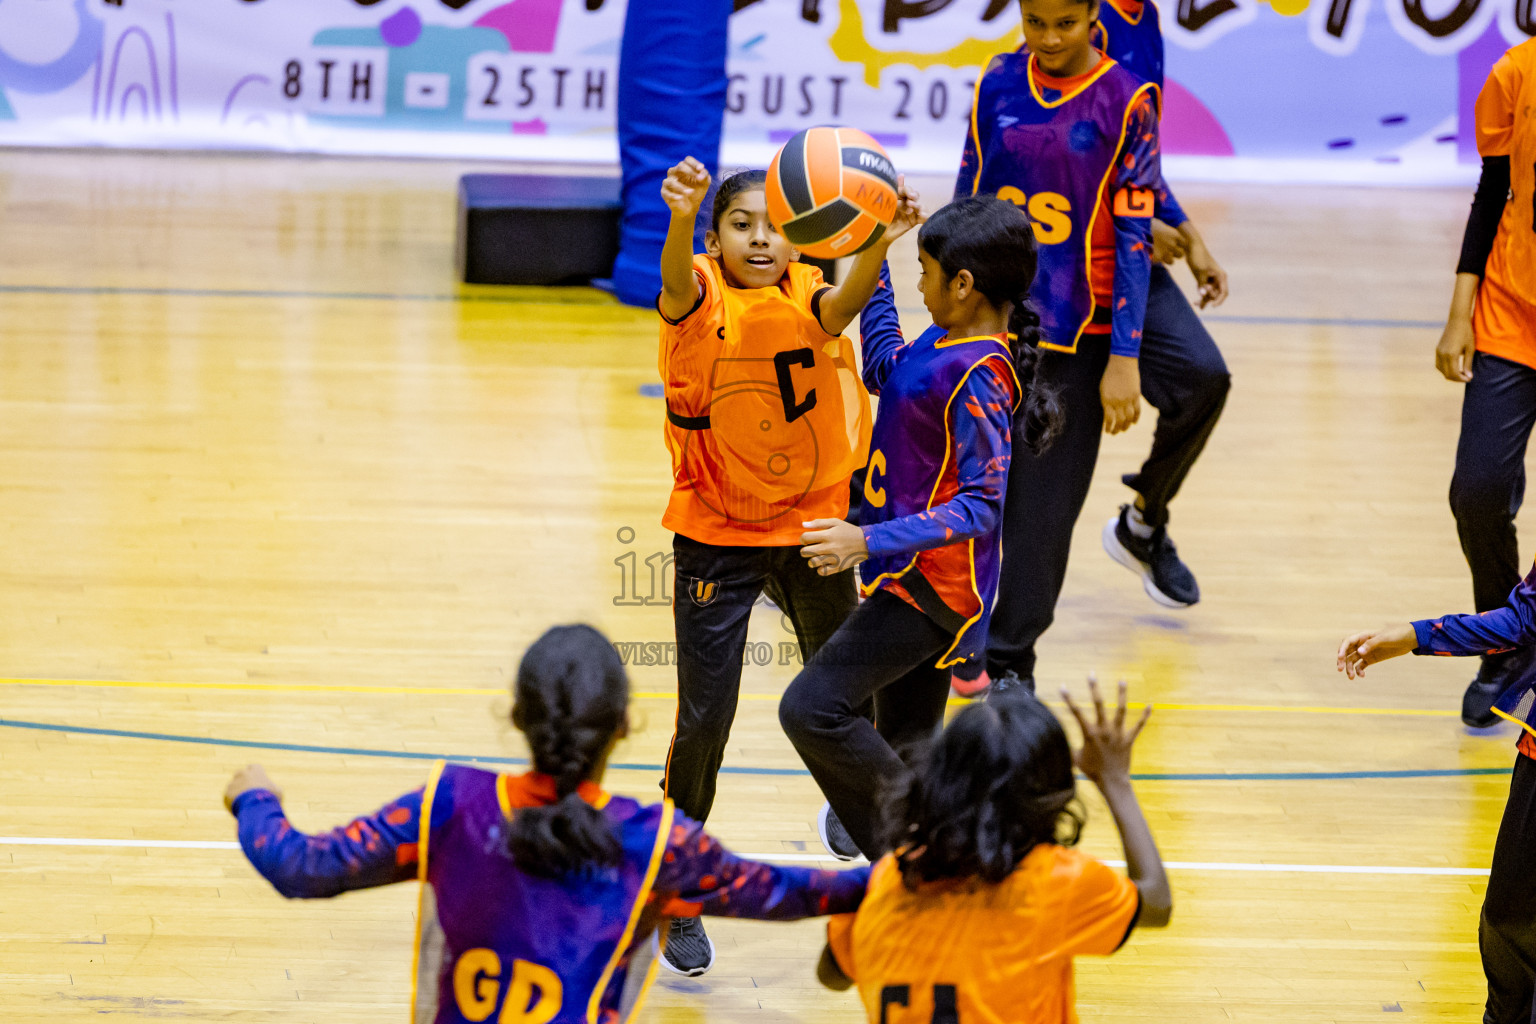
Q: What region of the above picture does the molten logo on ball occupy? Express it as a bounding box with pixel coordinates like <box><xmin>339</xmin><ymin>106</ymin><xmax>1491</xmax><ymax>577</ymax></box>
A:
<box><xmin>765</xmin><ymin>126</ymin><xmax>900</xmax><ymax>260</ymax></box>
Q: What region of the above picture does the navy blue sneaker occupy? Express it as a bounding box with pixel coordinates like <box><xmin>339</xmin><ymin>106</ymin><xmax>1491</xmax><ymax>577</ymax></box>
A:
<box><xmin>986</xmin><ymin>669</ymin><xmax>1036</xmax><ymax>699</ymax></box>
<box><xmin>1463</xmin><ymin>648</ymin><xmax>1534</xmax><ymax>728</ymax></box>
<box><xmin>1103</xmin><ymin>506</ymin><xmax>1200</xmax><ymax>609</ymax></box>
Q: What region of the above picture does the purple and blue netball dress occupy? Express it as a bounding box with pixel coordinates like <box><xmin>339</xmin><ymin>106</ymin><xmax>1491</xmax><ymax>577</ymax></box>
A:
<box><xmin>1094</xmin><ymin>0</ymin><xmax>1189</xmax><ymax>229</ymax></box>
<box><xmin>232</xmin><ymin>763</ymin><xmax>868</xmax><ymax>1024</ymax></box>
<box><xmin>957</xmin><ymin>52</ymin><xmax>1160</xmax><ymax>357</ymax></box>
<box><xmin>855</xmin><ymin>266</ymin><xmax>1020</xmax><ymax>667</ymax></box>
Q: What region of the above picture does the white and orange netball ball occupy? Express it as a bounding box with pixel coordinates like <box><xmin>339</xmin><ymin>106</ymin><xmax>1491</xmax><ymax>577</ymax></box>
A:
<box><xmin>766</xmin><ymin>127</ymin><xmax>899</xmax><ymax>260</ymax></box>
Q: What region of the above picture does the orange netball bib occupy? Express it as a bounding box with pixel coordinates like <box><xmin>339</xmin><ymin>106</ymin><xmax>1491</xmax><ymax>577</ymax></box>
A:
<box><xmin>659</xmin><ymin>256</ymin><xmax>872</xmax><ymax>545</ymax></box>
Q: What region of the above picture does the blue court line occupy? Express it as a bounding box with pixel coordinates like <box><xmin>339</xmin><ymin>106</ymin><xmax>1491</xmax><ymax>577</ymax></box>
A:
<box><xmin>0</xmin><ymin>717</ymin><xmax>1512</xmax><ymax>782</ymax></box>
<box><xmin>889</xmin><ymin>306</ymin><xmax>1441</xmax><ymax>330</ymax></box>
<box><xmin>0</xmin><ymin>284</ymin><xmax>1438</xmax><ymax>328</ymax></box>
<box><xmin>1202</xmin><ymin>314</ymin><xmax>1441</xmax><ymax>330</ymax></box>
<box><xmin>0</xmin><ymin>283</ymin><xmax>613</xmax><ymax>306</ymax></box>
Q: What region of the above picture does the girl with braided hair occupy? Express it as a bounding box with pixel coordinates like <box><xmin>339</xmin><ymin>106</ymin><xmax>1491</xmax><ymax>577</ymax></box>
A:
<box><xmin>224</xmin><ymin>624</ymin><xmax>868</xmax><ymax>1024</ymax></box>
<box><xmin>781</xmin><ymin>196</ymin><xmax>1064</xmax><ymax>861</ymax></box>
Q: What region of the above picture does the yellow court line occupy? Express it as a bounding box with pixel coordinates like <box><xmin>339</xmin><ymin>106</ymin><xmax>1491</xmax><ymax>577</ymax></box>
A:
<box><xmin>0</xmin><ymin>676</ymin><xmax>1461</xmax><ymax>718</ymax></box>
<box><xmin>0</xmin><ymin>677</ymin><xmax>498</xmax><ymax>697</ymax></box>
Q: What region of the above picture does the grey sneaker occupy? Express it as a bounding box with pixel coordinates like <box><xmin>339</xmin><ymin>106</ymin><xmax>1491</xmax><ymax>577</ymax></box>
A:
<box><xmin>657</xmin><ymin>916</ymin><xmax>715</xmax><ymax>977</ymax></box>
<box><xmin>817</xmin><ymin>802</ymin><xmax>861</xmax><ymax>861</ymax></box>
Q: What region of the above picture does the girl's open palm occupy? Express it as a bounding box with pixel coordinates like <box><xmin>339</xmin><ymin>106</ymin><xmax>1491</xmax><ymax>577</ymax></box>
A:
<box><xmin>1061</xmin><ymin>677</ymin><xmax>1150</xmax><ymax>786</ymax></box>
<box><xmin>1335</xmin><ymin>622</ymin><xmax>1417</xmax><ymax>679</ymax></box>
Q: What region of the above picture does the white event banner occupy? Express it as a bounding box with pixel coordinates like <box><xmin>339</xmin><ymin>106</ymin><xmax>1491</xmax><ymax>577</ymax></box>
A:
<box><xmin>0</xmin><ymin>0</ymin><xmax>1525</xmax><ymax>183</ymax></box>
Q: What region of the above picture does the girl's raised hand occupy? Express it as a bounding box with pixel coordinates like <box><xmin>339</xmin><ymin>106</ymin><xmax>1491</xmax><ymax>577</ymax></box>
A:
<box><xmin>1061</xmin><ymin>676</ymin><xmax>1150</xmax><ymax>788</ymax></box>
<box><xmin>800</xmin><ymin>518</ymin><xmax>869</xmax><ymax>576</ymax></box>
<box><xmin>661</xmin><ymin>156</ymin><xmax>712</xmax><ymax>218</ymax></box>
<box><xmin>1335</xmin><ymin>623</ymin><xmax>1417</xmax><ymax>679</ymax></box>
<box><xmin>885</xmin><ymin>175</ymin><xmax>924</xmax><ymax>242</ymax></box>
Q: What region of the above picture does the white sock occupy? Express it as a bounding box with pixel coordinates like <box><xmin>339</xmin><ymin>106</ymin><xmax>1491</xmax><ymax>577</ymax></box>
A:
<box><xmin>1127</xmin><ymin>505</ymin><xmax>1155</xmax><ymax>539</ymax></box>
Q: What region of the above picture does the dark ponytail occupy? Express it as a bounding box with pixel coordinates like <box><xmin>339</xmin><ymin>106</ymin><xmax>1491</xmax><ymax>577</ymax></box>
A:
<box><xmin>880</xmin><ymin>692</ymin><xmax>1083</xmax><ymax>889</ymax></box>
<box><xmin>917</xmin><ymin>196</ymin><xmax>1064</xmax><ymax>455</ymax></box>
<box><xmin>506</xmin><ymin>624</ymin><xmax>629</xmax><ymax>877</ymax></box>
<box><xmin>1005</xmin><ymin>299</ymin><xmax>1063</xmax><ymax>457</ymax></box>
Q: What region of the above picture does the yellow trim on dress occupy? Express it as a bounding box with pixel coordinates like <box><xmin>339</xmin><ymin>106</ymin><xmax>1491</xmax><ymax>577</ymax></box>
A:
<box><xmin>859</xmin><ymin>342</ymin><xmax>1021</xmax><ymax>668</ymax></box>
<box><xmin>1025</xmin><ymin>50</ymin><xmax>1118</xmax><ymax>109</ymax></box>
<box><xmin>1493</xmin><ymin>705</ymin><xmax>1536</xmax><ymax>740</ymax></box>
<box><xmin>1044</xmin><ymin>77</ymin><xmax>1159</xmax><ymax>356</ymax></box>
<box><xmin>968</xmin><ymin>68</ymin><xmax>989</xmax><ymax>196</ymax></box>
<box><xmin>407</xmin><ymin>759</ymin><xmax>448</xmax><ymax>1024</ymax></box>
<box><xmin>588</xmin><ymin>799</ymin><xmax>676</xmax><ymax>1024</ymax></box>
<box><xmin>935</xmin><ymin>354</ymin><xmax>1023</xmax><ymax>670</ymax></box>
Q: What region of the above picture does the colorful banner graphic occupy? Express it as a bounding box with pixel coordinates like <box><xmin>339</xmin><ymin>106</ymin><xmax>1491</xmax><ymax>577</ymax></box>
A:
<box><xmin>0</xmin><ymin>0</ymin><xmax>1521</xmax><ymax>183</ymax></box>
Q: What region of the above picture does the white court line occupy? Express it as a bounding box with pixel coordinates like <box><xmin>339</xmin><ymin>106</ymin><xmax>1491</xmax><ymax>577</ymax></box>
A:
<box><xmin>0</xmin><ymin>837</ymin><xmax>1492</xmax><ymax>876</ymax></box>
<box><xmin>0</xmin><ymin>836</ymin><xmax>241</xmax><ymax>850</ymax></box>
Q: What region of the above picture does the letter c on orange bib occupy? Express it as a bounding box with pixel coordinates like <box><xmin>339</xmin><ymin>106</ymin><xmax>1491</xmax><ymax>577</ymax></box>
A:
<box><xmin>1112</xmin><ymin>187</ymin><xmax>1154</xmax><ymax>218</ymax></box>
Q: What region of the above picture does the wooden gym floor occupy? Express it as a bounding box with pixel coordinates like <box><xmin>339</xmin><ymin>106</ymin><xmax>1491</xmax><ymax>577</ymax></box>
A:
<box><xmin>0</xmin><ymin>149</ymin><xmax>1523</xmax><ymax>1023</ymax></box>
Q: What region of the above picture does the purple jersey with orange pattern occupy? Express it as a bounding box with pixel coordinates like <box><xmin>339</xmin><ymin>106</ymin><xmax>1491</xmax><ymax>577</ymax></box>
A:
<box><xmin>856</xmin><ymin>264</ymin><xmax>1019</xmax><ymax>667</ymax></box>
<box><xmin>958</xmin><ymin>52</ymin><xmax>1160</xmax><ymax>358</ymax></box>
<box><xmin>233</xmin><ymin>767</ymin><xmax>869</xmax><ymax>1023</ymax></box>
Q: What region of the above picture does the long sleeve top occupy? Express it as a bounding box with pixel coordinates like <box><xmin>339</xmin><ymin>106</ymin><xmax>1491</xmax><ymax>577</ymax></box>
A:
<box><xmin>1412</xmin><ymin>561</ymin><xmax>1536</xmax><ymax>658</ymax></box>
<box><xmin>232</xmin><ymin>786</ymin><xmax>869</xmax><ymax>918</ymax></box>
<box><xmin>856</xmin><ymin>264</ymin><xmax>1015</xmax><ymax>563</ymax></box>
<box><xmin>956</xmin><ymin>53</ymin><xmax>1159</xmax><ymax>359</ymax></box>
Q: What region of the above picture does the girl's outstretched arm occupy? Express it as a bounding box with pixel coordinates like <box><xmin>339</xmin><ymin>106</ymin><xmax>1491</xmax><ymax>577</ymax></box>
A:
<box><xmin>816</xmin><ymin>178</ymin><xmax>923</xmax><ymax>336</ymax></box>
<box><xmin>225</xmin><ymin>765</ymin><xmax>424</xmax><ymax>898</ymax></box>
<box><xmin>651</xmin><ymin>814</ymin><xmax>870</xmax><ymax>920</ymax></box>
<box><xmin>1062</xmin><ymin>679</ymin><xmax>1171</xmax><ymax>928</ymax></box>
<box><xmin>659</xmin><ymin>157</ymin><xmax>712</xmax><ymax>322</ymax></box>
<box><xmin>1338</xmin><ymin>558</ymin><xmax>1536</xmax><ymax>678</ymax></box>
<box><xmin>858</xmin><ymin>262</ymin><xmax>911</xmax><ymax>394</ymax></box>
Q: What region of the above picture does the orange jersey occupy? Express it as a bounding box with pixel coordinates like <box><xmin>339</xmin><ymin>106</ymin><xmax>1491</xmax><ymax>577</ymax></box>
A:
<box><xmin>658</xmin><ymin>255</ymin><xmax>872</xmax><ymax>546</ymax></box>
<box><xmin>827</xmin><ymin>846</ymin><xmax>1139</xmax><ymax>1024</ymax></box>
<box><xmin>1474</xmin><ymin>38</ymin><xmax>1536</xmax><ymax>370</ymax></box>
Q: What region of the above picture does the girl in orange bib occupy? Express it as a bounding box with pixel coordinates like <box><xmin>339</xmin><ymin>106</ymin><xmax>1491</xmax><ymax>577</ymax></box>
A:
<box><xmin>651</xmin><ymin>156</ymin><xmax>919</xmax><ymax>976</ymax></box>
<box><xmin>820</xmin><ymin>682</ymin><xmax>1171</xmax><ymax>1024</ymax></box>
